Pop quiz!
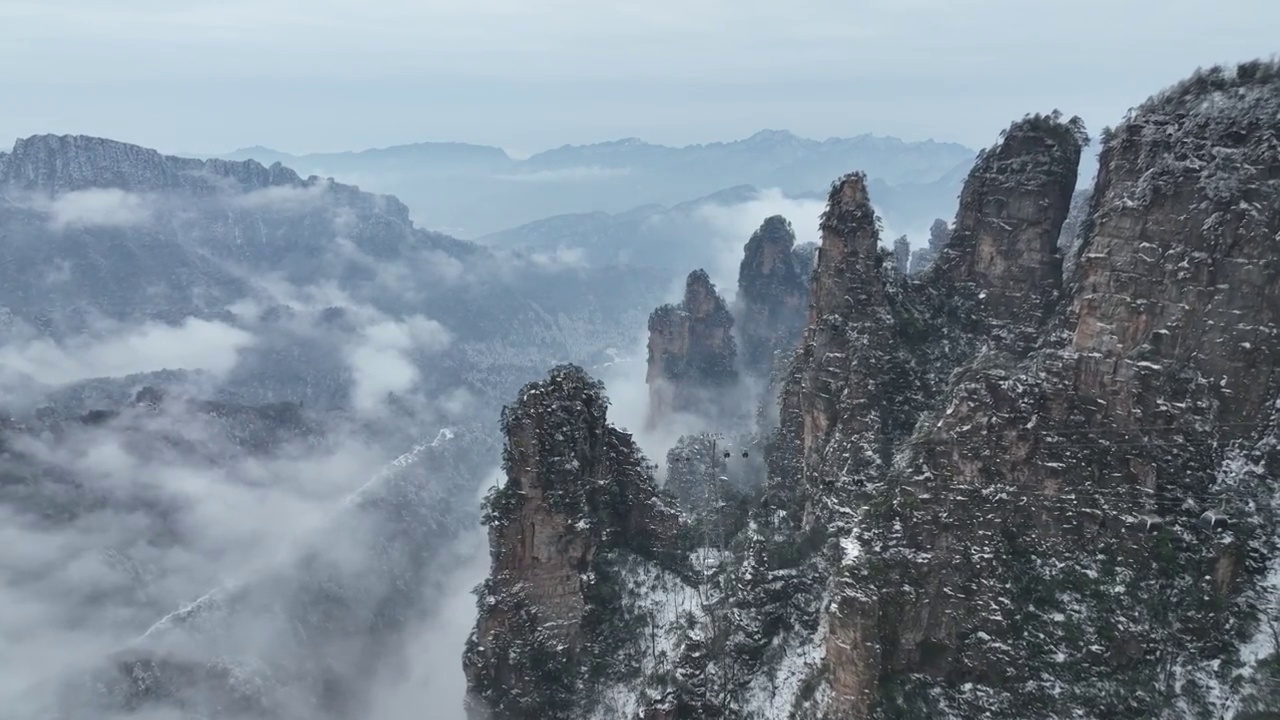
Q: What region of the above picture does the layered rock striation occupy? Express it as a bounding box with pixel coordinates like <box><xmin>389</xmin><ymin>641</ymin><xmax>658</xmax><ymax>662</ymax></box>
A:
<box><xmin>931</xmin><ymin>111</ymin><xmax>1086</xmax><ymax>348</ymax></box>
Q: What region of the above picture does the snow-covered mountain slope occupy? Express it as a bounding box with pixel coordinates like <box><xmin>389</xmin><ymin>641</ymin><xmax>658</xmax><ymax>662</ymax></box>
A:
<box><xmin>0</xmin><ymin>134</ymin><xmax>668</xmax><ymax>413</ymax></box>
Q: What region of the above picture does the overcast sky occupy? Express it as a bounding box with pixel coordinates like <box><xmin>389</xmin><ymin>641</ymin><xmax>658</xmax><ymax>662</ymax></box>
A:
<box><xmin>1</xmin><ymin>0</ymin><xmax>1275</xmax><ymax>156</ymax></box>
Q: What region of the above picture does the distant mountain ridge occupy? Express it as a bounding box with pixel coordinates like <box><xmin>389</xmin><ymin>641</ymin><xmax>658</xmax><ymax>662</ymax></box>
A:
<box><xmin>519</xmin><ymin>129</ymin><xmax>973</xmax><ymax>184</ymax></box>
<box><xmin>214</xmin><ymin>130</ymin><xmax>977</xmax><ymax>238</ymax></box>
<box><xmin>0</xmin><ymin>132</ymin><xmax>676</xmax><ymax>717</ymax></box>
<box><xmin>223</xmin><ymin>129</ymin><xmax>973</xmax><ymax>183</ymax></box>
<box><xmin>483</xmin><ymin>171</ymin><xmax>968</xmax><ymax>273</ymax></box>
<box><xmin>222</xmin><ymin>140</ymin><xmax>512</xmax><ymax>171</ymax></box>
<box><xmin>0</xmin><ymin>133</ymin><xmax>668</xmax><ymax>412</ymax></box>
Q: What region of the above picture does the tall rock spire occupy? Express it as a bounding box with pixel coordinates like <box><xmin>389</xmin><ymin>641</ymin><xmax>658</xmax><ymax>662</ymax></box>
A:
<box><xmin>464</xmin><ymin>365</ymin><xmax>688</xmax><ymax>720</ymax></box>
<box><xmin>934</xmin><ymin>112</ymin><xmax>1085</xmax><ymax>346</ymax></box>
<box><xmin>892</xmin><ymin>235</ymin><xmax>911</xmax><ymax>274</ymax></box>
<box><xmin>735</xmin><ymin>215</ymin><xmax>808</xmax><ymax>376</ymax></box>
<box><xmin>645</xmin><ymin>269</ymin><xmax>739</xmax><ymax>424</ymax></box>
<box><xmin>909</xmin><ymin>217</ymin><xmax>949</xmax><ymax>274</ymax></box>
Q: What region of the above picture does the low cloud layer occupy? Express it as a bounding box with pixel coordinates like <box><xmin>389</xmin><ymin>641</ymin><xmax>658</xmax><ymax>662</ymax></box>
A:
<box><xmin>22</xmin><ymin>188</ymin><xmax>155</xmax><ymax>230</ymax></box>
<box><xmin>695</xmin><ymin>188</ymin><xmax>825</xmax><ymax>301</ymax></box>
<box><xmin>349</xmin><ymin>316</ymin><xmax>452</xmax><ymax>413</ymax></box>
<box><xmin>0</xmin><ymin>317</ymin><xmax>255</xmax><ymax>388</ymax></box>
<box><xmin>0</xmin><ymin>401</ymin><xmax>392</xmax><ymax>711</ymax></box>
<box><xmin>229</xmin><ymin>181</ymin><xmax>331</xmax><ymax>212</ymax></box>
<box><xmin>0</xmin><ymin>361</ymin><xmax>496</xmax><ymax>719</ymax></box>
<box><xmin>526</xmin><ymin>245</ymin><xmax>588</xmax><ymax>270</ymax></box>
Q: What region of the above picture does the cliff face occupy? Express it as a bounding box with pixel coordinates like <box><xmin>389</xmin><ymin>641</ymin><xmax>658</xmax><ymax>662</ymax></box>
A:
<box><xmin>464</xmin><ymin>61</ymin><xmax>1280</xmax><ymax>720</ymax></box>
<box><xmin>1057</xmin><ymin>186</ymin><xmax>1094</xmax><ymax>281</ymax></box>
<box><xmin>646</xmin><ymin>270</ymin><xmax>739</xmax><ymax>423</ymax></box>
<box><xmin>465</xmin><ymin>365</ymin><xmax>691</xmax><ymax>720</ymax></box>
<box><xmin>781</xmin><ymin>67</ymin><xmax>1280</xmax><ymax>718</ymax></box>
<box><xmin>931</xmin><ymin>113</ymin><xmax>1085</xmax><ymax>347</ymax></box>
<box><xmin>736</xmin><ymin>215</ymin><xmax>809</xmax><ymax>376</ymax></box>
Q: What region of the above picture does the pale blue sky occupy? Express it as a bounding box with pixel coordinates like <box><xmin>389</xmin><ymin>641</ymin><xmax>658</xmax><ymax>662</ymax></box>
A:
<box><xmin>1</xmin><ymin>0</ymin><xmax>1275</xmax><ymax>155</ymax></box>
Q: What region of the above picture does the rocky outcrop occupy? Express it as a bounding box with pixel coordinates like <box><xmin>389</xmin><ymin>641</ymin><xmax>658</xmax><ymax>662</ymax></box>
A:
<box><xmin>792</xmin><ymin>240</ymin><xmax>818</xmax><ymax>280</ymax></box>
<box><xmin>931</xmin><ymin>112</ymin><xmax>1086</xmax><ymax>347</ymax></box>
<box><xmin>908</xmin><ymin>217</ymin><xmax>949</xmax><ymax>274</ymax></box>
<box><xmin>646</xmin><ymin>270</ymin><xmax>739</xmax><ymax>423</ymax></box>
<box><xmin>2</xmin><ymin>133</ymin><xmax>305</xmax><ymax>195</ymax></box>
<box><xmin>892</xmin><ymin>234</ymin><xmax>911</xmax><ymax>274</ymax></box>
<box><xmin>783</xmin><ymin>65</ymin><xmax>1280</xmax><ymax>718</ymax></box>
<box><xmin>753</xmin><ymin>112</ymin><xmax>1083</xmax><ymax>719</ymax></box>
<box><xmin>735</xmin><ymin>215</ymin><xmax>809</xmax><ymax>376</ymax></box>
<box><xmin>461</xmin><ymin>61</ymin><xmax>1280</xmax><ymax>720</ymax></box>
<box><xmin>464</xmin><ymin>365</ymin><xmax>690</xmax><ymax>720</ymax></box>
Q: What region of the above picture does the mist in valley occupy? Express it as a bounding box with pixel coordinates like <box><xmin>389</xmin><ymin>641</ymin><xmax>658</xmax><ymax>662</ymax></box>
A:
<box><xmin>3</xmin><ymin>2</ymin><xmax>1280</xmax><ymax>719</ymax></box>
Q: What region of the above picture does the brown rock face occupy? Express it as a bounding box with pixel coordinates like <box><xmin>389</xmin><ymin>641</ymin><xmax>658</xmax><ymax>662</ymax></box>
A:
<box><xmin>785</xmin><ymin>172</ymin><xmax>896</xmax><ymax>477</ymax></box>
<box><xmin>646</xmin><ymin>269</ymin><xmax>739</xmax><ymax>423</ymax></box>
<box><xmin>933</xmin><ymin>113</ymin><xmax>1085</xmax><ymax>347</ymax></box>
<box><xmin>1070</xmin><ymin>70</ymin><xmax>1280</xmax><ymax>424</ymax></box>
<box><xmin>790</xmin><ymin>69</ymin><xmax>1280</xmax><ymax>718</ymax></box>
<box><xmin>736</xmin><ymin>215</ymin><xmax>809</xmax><ymax>376</ymax></box>
<box><xmin>768</xmin><ymin>116</ymin><xmax>1092</xmax><ymax>717</ymax></box>
<box><xmin>464</xmin><ymin>365</ymin><xmax>687</xmax><ymax>720</ymax></box>
<box><xmin>461</xmin><ymin>63</ymin><xmax>1280</xmax><ymax>720</ymax></box>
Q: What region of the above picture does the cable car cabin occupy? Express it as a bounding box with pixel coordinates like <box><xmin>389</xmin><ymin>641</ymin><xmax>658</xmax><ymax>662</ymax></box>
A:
<box><xmin>1135</xmin><ymin>514</ymin><xmax>1165</xmax><ymax>533</ymax></box>
<box><xmin>1196</xmin><ymin>509</ymin><xmax>1229</xmax><ymax>531</ymax></box>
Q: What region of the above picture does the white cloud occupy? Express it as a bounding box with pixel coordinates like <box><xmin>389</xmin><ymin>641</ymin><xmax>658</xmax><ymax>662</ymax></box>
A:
<box><xmin>0</xmin><ymin>401</ymin><xmax>421</xmax><ymax>714</ymax></box>
<box><xmin>364</xmin><ymin>316</ymin><xmax>451</xmax><ymax>354</ymax></box>
<box><xmin>363</xmin><ymin>527</ymin><xmax>488</xmax><ymax>720</ymax></box>
<box><xmin>437</xmin><ymin>386</ymin><xmax>475</xmax><ymax>417</ymax></box>
<box><xmin>0</xmin><ymin>318</ymin><xmax>255</xmax><ymax>387</ymax></box>
<box><xmin>348</xmin><ymin>315</ymin><xmax>451</xmax><ymax>413</ymax></box>
<box><xmin>694</xmin><ymin>187</ymin><xmax>825</xmax><ymax>299</ymax></box>
<box><xmin>527</xmin><ymin>245</ymin><xmax>588</xmax><ymax>270</ymax></box>
<box><xmin>229</xmin><ymin>181</ymin><xmax>330</xmax><ymax>212</ymax></box>
<box><xmin>39</xmin><ymin>188</ymin><xmax>153</xmax><ymax>230</ymax></box>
